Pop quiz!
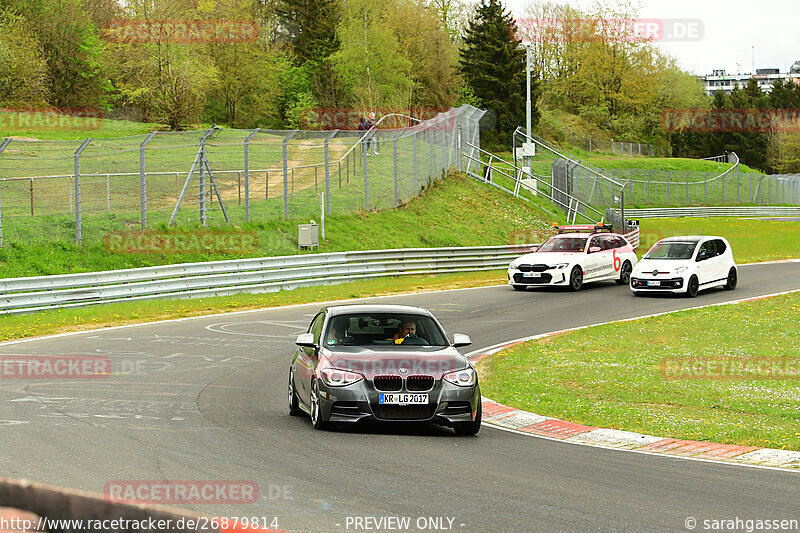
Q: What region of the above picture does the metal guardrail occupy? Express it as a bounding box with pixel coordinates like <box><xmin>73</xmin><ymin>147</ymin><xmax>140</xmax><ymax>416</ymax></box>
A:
<box><xmin>0</xmin><ymin>245</ymin><xmax>537</xmax><ymax>314</ymax></box>
<box><xmin>609</xmin><ymin>206</ymin><xmax>800</xmax><ymax>219</ymax></box>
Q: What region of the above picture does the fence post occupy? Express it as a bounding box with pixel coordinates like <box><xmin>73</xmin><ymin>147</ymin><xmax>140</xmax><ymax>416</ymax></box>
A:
<box><xmin>667</xmin><ymin>171</ymin><xmax>671</xmax><ymax>205</ymax></box>
<box><xmin>30</xmin><ymin>178</ymin><xmax>34</xmax><ymax>216</ymax></box>
<box><xmin>139</xmin><ymin>131</ymin><xmax>157</xmax><ymax>229</ymax></box>
<box><xmin>0</xmin><ymin>138</ymin><xmax>10</xmax><ymax>246</ymax></box>
<box><xmin>457</xmin><ymin>126</ymin><xmax>463</xmax><ymax>171</ymax></box>
<box><xmin>393</xmin><ymin>133</ymin><xmax>400</xmax><ymax>206</ymax></box>
<box><xmin>363</xmin><ymin>132</ymin><xmax>370</xmax><ymax>210</ymax></box>
<box><xmin>648</xmin><ymin>170</ymin><xmax>653</xmax><ymax>203</ymax></box>
<box><xmin>106</xmin><ymin>174</ymin><xmax>111</xmax><ymax>213</ymax></box>
<box><xmin>243</xmin><ymin>128</ymin><xmax>260</xmax><ymax>222</ymax></box>
<box><xmin>704</xmin><ymin>172</ymin><xmax>708</xmax><ymax>203</ymax></box>
<box><xmin>74</xmin><ymin>139</ymin><xmax>92</xmax><ymax>244</ymax></box>
<box><xmin>324</xmin><ymin>130</ymin><xmax>338</xmax><ymax>215</ymax></box>
<box><xmin>282</xmin><ymin>130</ymin><xmax>298</xmax><ymax>217</ymax></box>
<box><xmin>413</xmin><ymin>133</ymin><xmax>419</xmax><ymax>195</ymax></box>
<box><xmin>722</xmin><ymin>173</ymin><xmax>726</xmax><ymax>204</ymax></box>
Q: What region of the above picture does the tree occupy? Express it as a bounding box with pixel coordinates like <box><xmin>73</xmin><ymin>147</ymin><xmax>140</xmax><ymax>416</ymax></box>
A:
<box><xmin>7</xmin><ymin>0</ymin><xmax>109</xmax><ymax>107</ymax></box>
<box><xmin>329</xmin><ymin>0</ymin><xmax>414</xmax><ymax>111</ymax></box>
<box><xmin>273</xmin><ymin>0</ymin><xmax>342</xmax><ymax>64</ymax></box>
<box><xmin>384</xmin><ymin>0</ymin><xmax>459</xmax><ymax>109</ymax></box>
<box><xmin>0</xmin><ymin>9</ymin><xmax>49</xmax><ymax>106</ymax></box>
<box><xmin>459</xmin><ymin>0</ymin><xmax>531</xmax><ymax>146</ymax></box>
<box><xmin>107</xmin><ymin>0</ymin><xmax>217</xmax><ymax>129</ymax></box>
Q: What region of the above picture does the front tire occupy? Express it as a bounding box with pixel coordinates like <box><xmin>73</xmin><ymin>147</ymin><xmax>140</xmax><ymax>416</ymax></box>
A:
<box><xmin>569</xmin><ymin>266</ymin><xmax>583</xmax><ymax>291</ymax></box>
<box><xmin>685</xmin><ymin>275</ymin><xmax>699</xmax><ymax>298</ymax></box>
<box><xmin>453</xmin><ymin>402</ymin><xmax>482</xmax><ymax>436</ymax></box>
<box><xmin>616</xmin><ymin>261</ymin><xmax>632</xmax><ymax>285</ymax></box>
<box><xmin>288</xmin><ymin>369</ymin><xmax>302</xmax><ymax>417</ymax></box>
<box><xmin>723</xmin><ymin>267</ymin><xmax>738</xmax><ymax>290</ymax></box>
<box><xmin>309</xmin><ymin>379</ymin><xmax>330</xmax><ymax>430</ymax></box>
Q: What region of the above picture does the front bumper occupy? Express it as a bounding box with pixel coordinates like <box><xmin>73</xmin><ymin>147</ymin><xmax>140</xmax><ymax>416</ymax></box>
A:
<box><xmin>630</xmin><ymin>276</ymin><xmax>685</xmax><ymax>292</ymax></box>
<box><xmin>317</xmin><ymin>378</ymin><xmax>480</xmax><ymax>426</ymax></box>
<box><xmin>507</xmin><ymin>268</ymin><xmax>569</xmax><ymax>286</ymax></box>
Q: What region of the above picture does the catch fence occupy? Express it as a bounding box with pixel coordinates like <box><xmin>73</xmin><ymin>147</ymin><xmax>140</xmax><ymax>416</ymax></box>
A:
<box><xmin>0</xmin><ymin>106</ymin><xmax>486</xmax><ymax>246</ymax></box>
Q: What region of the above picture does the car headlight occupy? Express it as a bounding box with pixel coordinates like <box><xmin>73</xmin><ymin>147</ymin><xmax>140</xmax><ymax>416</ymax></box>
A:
<box><xmin>319</xmin><ymin>368</ymin><xmax>364</xmax><ymax>387</ymax></box>
<box><xmin>509</xmin><ymin>261</ymin><xmax>520</xmax><ymax>269</ymax></box>
<box><xmin>551</xmin><ymin>263</ymin><xmax>569</xmax><ymax>270</ymax></box>
<box><xmin>674</xmin><ymin>266</ymin><xmax>688</xmax><ymax>275</ymax></box>
<box><xmin>443</xmin><ymin>367</ymin><xmax>477</xmax><ymax>387</ymax></box>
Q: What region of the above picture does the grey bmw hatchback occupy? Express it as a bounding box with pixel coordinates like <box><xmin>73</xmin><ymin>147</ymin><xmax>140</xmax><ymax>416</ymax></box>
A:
<box><xmin>288</xmin><ymin>304</ymin><xmax>482</xmax><ymax>435</ymax></box>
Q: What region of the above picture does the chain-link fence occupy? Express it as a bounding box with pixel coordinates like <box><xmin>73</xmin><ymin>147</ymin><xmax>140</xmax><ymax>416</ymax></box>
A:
<box><xmin>563</xmin><ymin>129</ymin><xmax>667</xmax><ymax>157</ymax></box>
<box><xmin>0</xmin><ymin>106</ymin><xmax>486</xmax><ymax>246</ymax></box>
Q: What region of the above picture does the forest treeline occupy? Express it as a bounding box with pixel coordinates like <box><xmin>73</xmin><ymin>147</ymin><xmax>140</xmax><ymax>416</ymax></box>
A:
<box><xmin>1</xmin><ymin>0</ymin><xmax>798</xmax><ymax>171</ymax></box>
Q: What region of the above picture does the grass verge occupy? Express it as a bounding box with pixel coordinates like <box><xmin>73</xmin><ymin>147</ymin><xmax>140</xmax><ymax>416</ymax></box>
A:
<box><xmin>639</xmin><ymin>217</ymin><xmax>800</xmax><ymax>263</ymax></box>
<box><xmin>0</xmin><ymin>172</ymin><xmax>555</xmax><ymax>277</ymax></box>
<box><xmin>476</xmin><ymin>291</ymin><xmax>800</xmax><ymax>450</ymax></box>
<box><xmin>0</xmin><ymin>270</ymin><xmax>505</xmax><ymax>342</ymax></box>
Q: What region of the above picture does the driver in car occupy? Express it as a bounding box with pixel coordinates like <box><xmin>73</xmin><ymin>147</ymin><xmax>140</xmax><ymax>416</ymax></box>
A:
<box><xmin>388</xmin><ymin>320</ymin><xmax>417</xmax><ymax>344</ymax></box>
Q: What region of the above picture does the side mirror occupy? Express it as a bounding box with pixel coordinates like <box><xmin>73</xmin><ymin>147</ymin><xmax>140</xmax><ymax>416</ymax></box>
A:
<box><xmin>295</xmin><ymin>333</ymin><xmax>317</xmax><ymax>348</ymax></box>
<box><xmin>589</xmin><ymin>246</ymin><xmax>602</xmax><ymax>253</ymax></box>
<box><xmin>452</xmin><ymin>333</ymin><xmax>472</xmax><ymax>348</ymax></box>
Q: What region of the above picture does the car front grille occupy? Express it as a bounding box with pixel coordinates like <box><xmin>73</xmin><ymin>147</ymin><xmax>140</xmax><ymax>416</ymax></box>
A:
<box><xmin>518</xmin><ymin>264</ymin><xmax>549</xmax><ymax>273</ymax></box>
<box><xmin>631</xmin><ymin>277</ymin><xmax>684</xmax><ymax>289</ymax></box>
<box><xmin>406</xmin><ymin>375</ymin><xmax>435</xmax><ymax>391</ymax></box>
<box><xmin>373</xmin><ymin>375</ymin><xmax>402</xmax><ymax>391</ymax></box>
<box><xmin>513</xmin><ymin>272</ymin><xmax>553</xmax><ymax>284</ymax></box>
<box><xmin>373</xmin><ymin>405</ymin><xmax>437</xmax><ymax>421</ymax></box>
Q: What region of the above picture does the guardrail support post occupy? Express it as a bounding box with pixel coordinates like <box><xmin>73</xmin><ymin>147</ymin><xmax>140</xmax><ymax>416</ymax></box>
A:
<box><xmin>324</xmin><ymin>130</ymin><xmax>338</xmax><ymax>215</ymax></box>
<box><xmin>243</xmin><ymin>128</ymin><xmax>260</xmax><ymax>222</ymax></box>
<box><xmin>139</xmin><ymin>132</ymin><xmax>157</xmax><ymax>229</ymax></box>
<box><xmin>0</xmin><ymin>138</ymin><xmax>10</xmax><ymax>246</ymax></box>
<box><xmin>74</xmin><ymin>139</ymin><xmax>92</xmax><ymax>244</ymax></box>
<box><xmin>283</xmin><ymin>130</ymin><xmax>298</xmax><ymax>218</ymax></box>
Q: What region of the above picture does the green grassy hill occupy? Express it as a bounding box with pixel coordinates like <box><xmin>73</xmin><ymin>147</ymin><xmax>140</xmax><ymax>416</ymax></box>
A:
<box><xmin>0</xmin><ymin>171</ymin><xmax>558</xmax><ymax>278</ymax></box>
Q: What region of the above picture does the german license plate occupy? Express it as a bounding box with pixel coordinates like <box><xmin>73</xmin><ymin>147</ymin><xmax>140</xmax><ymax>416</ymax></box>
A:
<box><xmin>647</xmin><ymin>280</ymin><xmax>661</xmax><ymax>287</ymax></box>
<box><xmin>379</xmin><ymin>393</ymin><xmax>428</xmax><ymax>405</ymax></box>
<box><xmin>522</xmin><ymin>273</ymin><xmax>542</xmax><ymax>279</ymax></box>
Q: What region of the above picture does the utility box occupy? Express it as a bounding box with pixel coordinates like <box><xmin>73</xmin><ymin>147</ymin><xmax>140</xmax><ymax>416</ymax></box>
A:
<box><xmin>298</xmin><ymin>223</ymin><xmax>319</xmax><ymax>250</ymax></box>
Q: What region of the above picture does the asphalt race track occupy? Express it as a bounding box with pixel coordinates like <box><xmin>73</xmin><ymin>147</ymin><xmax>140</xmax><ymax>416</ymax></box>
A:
<box><xmin>1</xmin><ymin>261</ymin><xmax>799</xmax><ymax>532</ymax></box>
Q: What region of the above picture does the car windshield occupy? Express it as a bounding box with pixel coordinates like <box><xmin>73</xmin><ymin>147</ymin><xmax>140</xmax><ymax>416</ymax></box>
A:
<box><xmin>324</xmin><ymin>313</ymin><xmax>449</xmax><ymax>348</ymax></box>
<box><xmin>536</xmin><ymin>236</ymin><xmax>587</xmax><ymax>253</ymax></box>
<box><xmin>644</xmin><ymin>241</ymin><xmax>698</xmax><ymax>260</ymax></box>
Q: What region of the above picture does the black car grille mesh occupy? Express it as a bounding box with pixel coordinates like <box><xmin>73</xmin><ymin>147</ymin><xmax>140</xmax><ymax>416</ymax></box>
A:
<box><xmin>518</xmin><ymin>264</ymin><xmax>549</xmax><ymax>273</ymax></box>
<box><xmin>374</xmin><ymin>405</ymin><xmax>437</xmax><ymax>420</ymax></box>
<box><xmin>406</xmin><ymin>375</ymin><xmax>435</xmax><ymax>391</ymax></box>
<box><xmin>373</xmin><ymin>375</ymin><xmax>402</xmax><ymax>391</ymax></box>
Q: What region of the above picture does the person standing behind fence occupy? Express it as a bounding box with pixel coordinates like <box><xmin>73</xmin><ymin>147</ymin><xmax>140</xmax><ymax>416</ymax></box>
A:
<box><xmin>366</xmin><ymin>112</ymin><xmax>379</xmax><ymax>155</ymax></box>
<box><xmin>357</xmin><ymin>116</ymin><xmax>371</xmax><ymax>155</ymax></box>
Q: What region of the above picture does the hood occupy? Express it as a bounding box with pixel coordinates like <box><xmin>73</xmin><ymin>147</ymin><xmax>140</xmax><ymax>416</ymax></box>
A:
<box><xmin>513</xmin><ymin>251</ymin><xmax>581</xmax><ymax>264</ymax></box>
<box><xmin>634</xmin><ymin>258</ymin><xmax>690</xmax><ymax>276</ymax></box>
<box><xmin>321</xmin><ymin>346</ymin><xmax>467</xmax><ymax>379</ymax></box>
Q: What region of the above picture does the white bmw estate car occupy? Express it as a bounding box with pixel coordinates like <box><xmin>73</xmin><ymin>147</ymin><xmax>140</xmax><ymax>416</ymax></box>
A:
<box><xmin>508</xmin><ymin>225</ymin><xmax>638</xmax><ymax>291</ymax></box>
<box><xmin>630</xmin><ymin>236</ymin><xmax>738</xmax><ymax>297</ymax></box>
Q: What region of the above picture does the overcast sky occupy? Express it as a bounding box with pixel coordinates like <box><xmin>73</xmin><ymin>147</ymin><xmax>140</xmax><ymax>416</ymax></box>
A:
<box><xmin>500</xmin><ymin>0</ymin><xmax>800</xmax><ymax>76</ymax></box>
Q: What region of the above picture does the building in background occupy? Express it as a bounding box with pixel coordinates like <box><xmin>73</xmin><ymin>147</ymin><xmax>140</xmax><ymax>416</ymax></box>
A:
<box><xmin>701</xmin><ymin>60</ymin><xmax>800</xmax><ymax>95</ymax></box>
